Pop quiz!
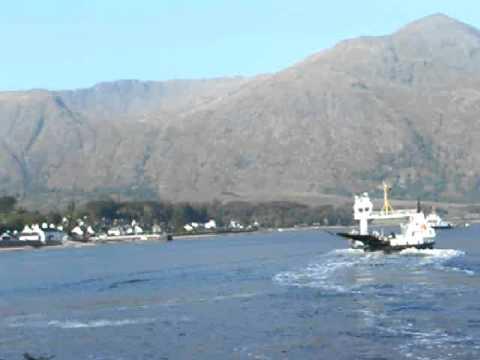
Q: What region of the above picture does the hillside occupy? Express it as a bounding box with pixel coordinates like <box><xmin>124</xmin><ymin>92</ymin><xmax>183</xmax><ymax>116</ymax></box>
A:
<box><xmin>1</xmin><ymin>14</ymin><xmax>480</xmax><ymax>208</ymax></box>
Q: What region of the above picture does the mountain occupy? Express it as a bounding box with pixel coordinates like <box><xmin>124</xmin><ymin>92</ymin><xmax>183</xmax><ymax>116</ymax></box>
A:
<box><xmin>2</xmin><ymin>14</ymin><xmax>480</xmax><ymax>207</ymax></box>
<box><xmin>58</xmin><ymin>77</ymin><xmax>251</xmax><ymax>120</ymax></box>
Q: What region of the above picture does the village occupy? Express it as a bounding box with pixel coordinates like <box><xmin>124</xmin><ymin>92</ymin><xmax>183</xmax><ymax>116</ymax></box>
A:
<box><xmin>0</xmin><ymin>215</ymin><xmax>261</xmax><ymax>249</ymax></box>
<box><xmin>0</xmin><ymin>194</ymin><xmax>358</xmax><ymax>250</ymax></box>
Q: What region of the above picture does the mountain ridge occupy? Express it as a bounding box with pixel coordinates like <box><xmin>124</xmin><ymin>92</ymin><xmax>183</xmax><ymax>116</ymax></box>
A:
<box><xmin>2</xmin><ymin>14</ymin><xmax>480</xmax><ymax>208</ymax></box>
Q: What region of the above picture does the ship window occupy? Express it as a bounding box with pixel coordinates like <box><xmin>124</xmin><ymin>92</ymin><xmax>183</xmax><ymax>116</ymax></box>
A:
<box><xmin>365</xmin><ymin>208</ymin><xmax>369</xmax><ymax>212</ymax></box>
<box><xmin>359</xmin><ymin>208</ymin><xmax>363</xmax><ymax>212</ymax></box>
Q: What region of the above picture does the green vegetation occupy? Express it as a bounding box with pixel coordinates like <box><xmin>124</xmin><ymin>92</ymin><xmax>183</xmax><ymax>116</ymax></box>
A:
<box><xmin>0</xmin><ymin>196</ymin><xmax>353</xmax><ymax>234</ymax></box>
<box><xmin>75</xmin><ymin>199</ymin><xmax>353</xmax><ymax>232</ymax></box>
<box><xmin>0</xmin><ymin>196</ymin><xmax>17</xmax><ymax>213</ymax></box>
<box><xmin>0</xmin><ymin>206</ymin><xmax>52</xmax><ymax>234</ymax></box>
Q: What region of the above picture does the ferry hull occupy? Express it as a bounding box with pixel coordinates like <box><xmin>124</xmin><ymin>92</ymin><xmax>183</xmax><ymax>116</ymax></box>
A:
<box><xmin>431</xmin><ymin>224</ymin><xmax>454</xmax><ymax>230</ymax></box>
<box><xmin>336</xmin><ymin>232</ymin><xmax>435</xmax><ymax>252</ymax></box>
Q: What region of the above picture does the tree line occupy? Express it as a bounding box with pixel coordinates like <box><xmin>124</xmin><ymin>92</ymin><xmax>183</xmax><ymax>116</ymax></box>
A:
<box><xmin>0</xmin><ymin>196</ymin><xmax>353</xmax><ymax>233</ymax></box>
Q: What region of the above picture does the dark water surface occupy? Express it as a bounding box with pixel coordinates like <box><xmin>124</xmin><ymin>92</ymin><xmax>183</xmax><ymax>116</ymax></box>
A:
<box><xmin>1</xmin><ymin>227</ymin><xmax>480</xmax><ymax>359</ymax></box>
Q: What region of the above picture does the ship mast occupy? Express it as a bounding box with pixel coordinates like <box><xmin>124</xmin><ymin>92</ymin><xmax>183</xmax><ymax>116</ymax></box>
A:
<box><xmin>353</xmin><ymin>183</ymin><xmax>419</xmax><ymax>236</ymax></box>
<box><xmin>381</xmin><ymin>182</ymin><xmax>394</xmax><ymax>215</ymax></box>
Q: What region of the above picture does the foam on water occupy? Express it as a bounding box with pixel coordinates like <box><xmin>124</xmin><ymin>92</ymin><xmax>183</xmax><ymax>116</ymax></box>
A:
<box><xmin>398</xmin><ymin>248</ymin><xmax>465</xmax><ymax>259</ymax></box>
<box><xmin>395</xmin><ymin>326</ymin><xmax>478</xmax><ymax>360</ymax></box>
<box><xmin>273</xmin><ymin>246</ymin><xmax>479</xmax><ymax>359</ymax></box>
<box><xmin>138</xmin><ymin>291</ymin><xmax>263</xmax><ymax>308</ymax></box>
<box><xmin>158</xmin><ymin>291</ymin><xmax>262</xmax><ymax>306</ymax></box>
<box><xmin>273</xmin><ymin>255</ymin><xmax>354</xmax><ymax>292</ymax></box>
<box><xmin>447</xmin><ymin>266</ymin><xmax>475</xmax><ymax>276</ymax></box>
<box><xmin>273</xmin><ymin>247</ymin><xmax>471</xmax><ymax>292</ymax></box>
<box><xmin>273</xmin><ymin>248</ymin><xmax>374</xmax><ymax>292</ymax></box>
<box><xmin>48</xmin><ymin>318</ymin><xmax>154</xmax><ymax>329</ymax></box>
<box><xmin>8</xmin><ymin>317</ymin><xmax>154</xmax><ymax>329</ymax></box>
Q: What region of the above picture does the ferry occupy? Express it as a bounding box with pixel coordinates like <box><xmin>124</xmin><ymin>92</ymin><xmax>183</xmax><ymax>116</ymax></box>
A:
<box><xmin>426</xmin><ymin>209</ymin><xmax>454</xmax><ymax>229</ymax></box>
<box><xmin>336</xmin><ymin>183</ymin><xmax>436</xmax><ymax>252</ymax></box>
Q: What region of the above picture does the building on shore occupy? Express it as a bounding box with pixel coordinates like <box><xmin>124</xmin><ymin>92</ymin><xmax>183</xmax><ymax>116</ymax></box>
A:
<box><xmin>19</xmin><ymin>224</ymin><xmax>67</xmax><ymax>245</ymax></box>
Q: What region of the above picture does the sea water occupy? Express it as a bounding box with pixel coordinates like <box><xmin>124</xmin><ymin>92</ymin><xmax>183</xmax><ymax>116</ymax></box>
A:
<box><xmin>1</xmin><ymin>227</ymin><xmax>479</xmax><ymax>359</ymax></box>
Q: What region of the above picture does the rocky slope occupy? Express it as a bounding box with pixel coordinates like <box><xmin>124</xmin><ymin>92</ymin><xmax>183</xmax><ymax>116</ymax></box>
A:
<box><xmin>2</xmin><ymin>14</ymin><xmax>480</xmax><ymax>207</ymax></box>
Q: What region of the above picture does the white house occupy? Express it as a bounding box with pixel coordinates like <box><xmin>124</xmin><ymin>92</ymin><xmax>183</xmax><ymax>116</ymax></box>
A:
<box><xmin>204</xmin><ymin>219</ymin><xmax>217</xmax><ymax>230</ymax></box>
<box><xmin>71</xmin><ymin>225</ymin><xmax>95</xmax><ymax>241</ymax></box>
<box><xmin>229</xmin><ymin>220</ymin><xmax>244</xmax><ymax>229</ymax></box>
<box><xmin>19</xmin><ymin>224</ymin><xmax>67</xmax><ymax>244</ymax></box>
<box><xmin>134</xmin><ymin>225</ymin><xmax>143</xmax><ymax>234</ymax></box>
<box><xmin>152</xmin><ymin>224</ymin><xmax>162</xmax><ymax>234</ymax></box>
<box><xmin>1</xmin><ymin>232</ymin><xmax>14</xmax><ymax>241</ymax></box>
<box><xmin>107</xmin><ymin>227</ymin><xmax>123</xmax><ymax>236</ymax></box>
<box><xmin>19</xmin><ymin>224</ymin><xmax>42</xmax><ymax>242</ymax></box>
<box><xmin>71</xmin><ymin>225</ymin><xmax>84</xmax><ymax>237</ymax></box>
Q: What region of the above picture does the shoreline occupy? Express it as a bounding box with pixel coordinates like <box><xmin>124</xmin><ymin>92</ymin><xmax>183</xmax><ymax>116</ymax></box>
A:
<box><xmin>2</xmin><ymin>218</ymin><xmax>473</xmax><ymax>254</ymax></box>
<box><xmin>0</xmin><ymin>226</ymin><xmax>349</xmax><ymax>253</ymax></box>
<box><xmin>7</xmin><ymin>221</ymin><xmax>469</xmax><ymax>254</ymax></box>
<box><xmin>8</xmin><ymin>222</ymin><xmax>471</xmax><ymax>253</ymax></box>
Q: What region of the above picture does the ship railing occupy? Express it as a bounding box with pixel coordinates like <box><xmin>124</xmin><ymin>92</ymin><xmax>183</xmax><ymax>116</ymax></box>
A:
<box><xmin>367</xmin><ymin>209</ymin><xmax>417</xmax><ymax>220</ymax></box>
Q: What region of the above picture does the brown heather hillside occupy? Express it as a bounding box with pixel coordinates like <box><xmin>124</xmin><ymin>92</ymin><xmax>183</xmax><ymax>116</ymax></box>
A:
<box><xmin>2</xmin><ymin>14</ymin><xmax>480</xmax><ymax>208</ymax></box>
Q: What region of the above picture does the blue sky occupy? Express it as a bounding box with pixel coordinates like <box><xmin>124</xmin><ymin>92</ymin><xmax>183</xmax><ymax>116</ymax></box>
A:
<box><xmin>1</xmin><ymin>0</ymin><xmax>479</xmax><ymax>90</ymax></box>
